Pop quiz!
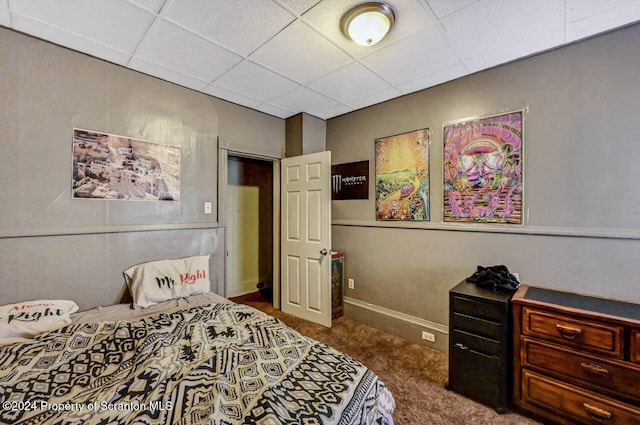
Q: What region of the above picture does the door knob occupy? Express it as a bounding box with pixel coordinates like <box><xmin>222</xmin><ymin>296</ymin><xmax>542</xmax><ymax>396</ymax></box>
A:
<box><xmin>320</xmin><ymin>249</ymin><xmax>328</xmax><ymax>256</ymax></box>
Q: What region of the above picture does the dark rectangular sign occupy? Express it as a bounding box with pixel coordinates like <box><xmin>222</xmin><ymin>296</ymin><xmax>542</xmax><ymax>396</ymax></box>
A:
<box><xmin>331</xmin><ymin>160</ymin><xmax>369</xmax><ymax>200</ymax></box>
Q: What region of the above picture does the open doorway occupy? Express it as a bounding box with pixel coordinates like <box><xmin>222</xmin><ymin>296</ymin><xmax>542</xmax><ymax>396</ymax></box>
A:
<box><xmin>226</xmin><ymin>156</ymin><xmax>274</xmax><ymax>304</ymax></box>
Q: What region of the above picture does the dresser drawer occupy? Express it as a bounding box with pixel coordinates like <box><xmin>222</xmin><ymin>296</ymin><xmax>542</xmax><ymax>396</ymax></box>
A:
<box><xmin>632</xmin><ymin>330</ymin><xmax>640</xmax><ymax>365</ymax></box>
<box><xmin>452</xmin><ymin>312</ymin><xmax>502</xmax><ymax>340</ymax></box>
<box><xmin>452</xmin><ymin>295</ymin><xmax>504</xmax><ymax>322</ymax></box>
<box><xmin>451</xmin><ymin>329</ymin><xmax>502</xmax><ymax>357</ymax></box>
<box><xmin>522</xmin><ymin>369</ymin><xmax>640</xmax><ymax>425</ymax></box>
<box><xmin>521</xmin><ymin>337</ymin><xmax>640</xmax><ymax>403</ymax></box>
<box><xmin>522</xmin><ymin>307</ymin><xmax>623</xmax><ymax>359</ymax></box>
<box><xmin>450</xmin><ymin>341</ymin><xmax>502</xmax><ymax>409</ymax></box>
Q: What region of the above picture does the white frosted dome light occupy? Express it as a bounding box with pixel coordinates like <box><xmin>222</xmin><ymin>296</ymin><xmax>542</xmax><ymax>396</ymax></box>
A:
<box><xmin>341</xmin><ymin>2</ymin><xmax>396</xmax><ymax>47</ymax></box>
<box><xmin>348</xmin><ymin>11</ymin><xmax>391</xmax><ymax>46</ymax></box>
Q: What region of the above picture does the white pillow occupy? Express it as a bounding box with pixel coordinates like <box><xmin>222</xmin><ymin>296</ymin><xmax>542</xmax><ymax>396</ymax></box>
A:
<box><xmin>0</xmin><ymin>299</ymin><xmax>79</xmax><ymax>347</ymax></box>
<box><xmin>123</xmin><ymin>255</ymin><xmax>211</xmax><ymax>309</ymax></box>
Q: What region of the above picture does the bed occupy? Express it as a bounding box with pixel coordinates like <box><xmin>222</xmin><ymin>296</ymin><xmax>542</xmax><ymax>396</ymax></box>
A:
<box><xmin>0</xmin><ymin>291</ymin><xmax>396</xmax><ymax>424</ymax></box>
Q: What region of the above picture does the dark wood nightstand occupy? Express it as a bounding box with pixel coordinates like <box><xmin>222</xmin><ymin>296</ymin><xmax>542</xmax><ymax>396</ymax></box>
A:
<box><xmin>447</xmin><ymin>279</ymin><xmax>514</xmax><ymax>413</ymax></box>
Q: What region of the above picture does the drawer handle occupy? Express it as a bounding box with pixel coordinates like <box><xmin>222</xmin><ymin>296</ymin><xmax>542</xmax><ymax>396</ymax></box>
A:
<box><xmin>582</xmin><ymin>403</ymin><xmax>612</xmax><ymax>422</ymax></box>
<box><xmin>556</xmin><ymin>323</ymin><xmax>583</xmax><ymax>339</ymax></box>
<box><xmin>454</xmin><ymin>343</ymin><xmax>469</xmax><ymax>351</ymax></box>
<box><xmin>580</xmin><ymin>362</ymin><xmax>610</xmax><ymax>377</ymax></box>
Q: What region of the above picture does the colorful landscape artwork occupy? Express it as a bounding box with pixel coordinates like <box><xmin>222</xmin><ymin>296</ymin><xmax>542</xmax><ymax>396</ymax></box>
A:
<box><xmin>375</xmin><ymin>128</ymin><xmax>429</xmax><ymax>221</ymax></box>
<box><xmin>443</xmin><ymin>111</ymin><xmax>523</xmax><ymax>224</ymax></box>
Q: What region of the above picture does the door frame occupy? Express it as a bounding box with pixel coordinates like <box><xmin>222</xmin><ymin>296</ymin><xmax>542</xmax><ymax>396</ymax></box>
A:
<box><xmin>218</xmin><ymin>147</ymin><xmax>280</xmax><ymax>309</ymax></box>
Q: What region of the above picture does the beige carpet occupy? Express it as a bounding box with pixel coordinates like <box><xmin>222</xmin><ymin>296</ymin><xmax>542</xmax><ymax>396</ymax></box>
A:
<box><xmin>231</xmin><ymin>291</ymin><xmax>540</xmax><ymax>425</ymax></box>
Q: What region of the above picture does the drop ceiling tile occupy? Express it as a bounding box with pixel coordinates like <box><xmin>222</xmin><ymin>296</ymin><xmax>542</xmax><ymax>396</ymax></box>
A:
<box><xmin>566</xmin><ymin>0</ymin><xmax>640</xmax><ymax>42</ymax></box>
<box><xmin>129</xmin><ymin>56</ymin><xmax>210</xmax><ymax>91</ymax></box>
<box><xmin>566</xmin><ymin>0</ymin><xmax>623</xmax><ymax>22</ymax></box>
<box><xmin>396</xmin><ymin>62</ymin><xmax>468</xmax><ymax>94</ymax></box>
<box><xmin>256</xmin><ymin>102</ymin><xmax>296</xmax><ymax>119</ymax></box>
<box><xmin>0</xmin><ymin>9</ymin><xmax>9</xmax><ymax>27</ymax></box>
<box><xmin>250</xmin><ymin>20</ymin><xmax>352</xmax><ymax>83</ymax></box>
<box><xmin>315</xmin><ymin>104</ymin><xmax>354</xmax><ymax>120</ymax></box>
<box><xmin>10</xmin><ymin>13</ymin><xmax>132</xmax><ymax>65</ymax></box>
<box><xmin>309</xmin><ymin>62</ymin><xmax>391</xmax><ymax>103</ymax></box>
<box><xmin>10</xmin><ymin>0</ymin><xmax>155</xmax><ymax>52</ymax></box>
<box><xmin>269</xmin><ymin>86</ymin><xmax>340</xmax><ymax>115</ymax></box>
<box><xmin>423</xmin><ymin>0</ymin><xmax>479</xmax><ymax>19</ymax></box>
<box><xmin>361</xmin><ymin>25</ymin><xmax>459</xmax><ymax>85</ymax></box>
<box><xmin>277</xmin><ymin>0</ymin><xmax>322</xmax><ymax>16</ymax></box>
<box><xmin>203</xmin><ymin>84</ymin><xmax>263</xmax><ymax>109</ymax></box>
<box><xmin>463</xmin><ymin>25</ymin><xmax>565</xmax><ymax>73</ymax></box>
<box><xmin>441</xmin><ymin>0</ymin><xmax>565</xmax><ymax>60</ymax></box>
<box><xmin>345</xmin><ymin>87</ymin><xmax>403</xmax><ymax>110</ymax></box>
<box><xmin>303</xmin><ymin>0</ymin><xmax>437</xmax><ymax>58</ymax></box>
<box><xmin>164</xmin><ymin>0</ymin><xmax>295</xmax><ymax>56</ymax></box>
<box><xmin>214</xmin><ymin>60</ymin><xmax>300</xmax><ymax>103</ymax></box>
<box><xmin>135</xmin><ymin>20</ymin><xmax>243</xmax><ymax>82</ymax></box>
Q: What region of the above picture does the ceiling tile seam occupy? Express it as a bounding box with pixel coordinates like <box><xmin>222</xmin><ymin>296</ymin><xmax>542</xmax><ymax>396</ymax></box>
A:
<box><xmin>342</xmin><ymin>87</ymin><xmax>400</xmax><ymax>108</ymax></box>
<box><xmin>4</xmin><ymin>8</ymin><xmax>135</xmax><ymax>61</ymax></box>
<box><xmin>158</xmin><ymin>15</ymin><xmax>249</xmax><ymax>63</ymax></box>
<box><xmin>271</xmin><ymin>0</ymin><xmax>306</xmax><ymax>19</ymax></box>
<box><xmin>273</xmin><ymin>81</ymin><xmax>351</xmax><ymax>110</ymax></box>
<box><xmin>124</xmin><ymin>0</ymin><xmax>167</xmax><ymax>15</ymax></box>
<box><xmin>563</xmin><ymin>0</ymin><xmax>568</xmax><ymax>44</ymax></box>
<box><xmin>4</xmin><ymin>0</ymin><xmax>12</xmax><ymax>28</ymax></box>
<box><xmin>165</xmin><ymin>1</ymin><xmax>298</xmax><ymax>61</ymax></box>
<box><xmin>344</xmin><ymin>24</ymin><xmax>468</xmax><ymax>90</ymax></box>
<box><xmin>256</xmin><ymin>101</ymin><xmax>295</xmax><ymax>115</ymax></box>
<box><xmin>296</xmin><ymin>17</ymin><xmax>361</xmax><ymax>61</ymax></box>
<box><xmin>131</xmin><ymin>58</ymin><xmax>212</xmax><ymax>92</ymax></box>
<box><xmin>417</xmin><ymin>0</ymin><xmax>473</xmax><ymax>76</ymax></box>
<box><xmin>264</xmin><ymin>83</ymin><xmax>351</xmax><ymax>116</ymax></box>
<box><xmin>202</xmin><ymin>78</ymin><xmax>267</xmax><ymax>104</ymax></box>
<box><xmin>420</xmin><ymin>0</ymin><xmax>478</xmax><ymax>21</ymax></box>
<box><xmin>208</xmin><ymin>57</ymin><xmax>304</xmax><ymax>95</ymax></box>
<box><xmin>125</xmin><ymin>0</ymin><xmax>172</xmax><ymax>67</ymax></box>
<box><xmin>134</xmin><ymin>16</ymin><xmax>250</xmax><ymax>85</ymax></box>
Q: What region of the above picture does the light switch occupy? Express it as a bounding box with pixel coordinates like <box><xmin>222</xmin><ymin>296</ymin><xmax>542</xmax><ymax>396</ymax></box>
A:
<box><xmin>204</xmin><ymin>202</ymin><xmax>212</xmax><ymax>214</ymax></box>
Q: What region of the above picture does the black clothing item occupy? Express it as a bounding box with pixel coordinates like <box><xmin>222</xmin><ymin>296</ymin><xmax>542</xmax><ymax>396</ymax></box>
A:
<box><xmin>466</xmin><ymin>265</ymin><xmax>520</xmax><ymax>292</ymax></box>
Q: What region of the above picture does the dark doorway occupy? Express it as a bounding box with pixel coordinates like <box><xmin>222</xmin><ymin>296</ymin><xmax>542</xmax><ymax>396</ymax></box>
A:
<box><xmin>227</xmin><ymin>156</ymin><xmax>273</xmax><ymax>303</ymax></box>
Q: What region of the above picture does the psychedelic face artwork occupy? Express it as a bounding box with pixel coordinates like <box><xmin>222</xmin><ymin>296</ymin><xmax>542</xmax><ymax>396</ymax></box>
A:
<box><xmin>375</xmin><ymin>128</ymin><xmax>429</xmax><ymax>221</ymax></box>
<box><xmin>443</xmin><ymin>111</ymin><xmax>523</xmax><ymax>224</ymax></box>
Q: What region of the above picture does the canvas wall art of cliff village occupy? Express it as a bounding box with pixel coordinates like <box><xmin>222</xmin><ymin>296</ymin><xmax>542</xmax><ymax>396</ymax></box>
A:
<box><xmin>72</xmin><ymin>129</ymin><xmax>181</xmax><ymax>201</ymax></box>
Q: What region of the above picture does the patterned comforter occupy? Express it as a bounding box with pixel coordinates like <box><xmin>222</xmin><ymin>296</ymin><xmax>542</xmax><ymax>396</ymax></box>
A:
<box><xmin>0</xmin><ymin>302</ymin><xmax>395</xmax><ymax>424</ymax></box>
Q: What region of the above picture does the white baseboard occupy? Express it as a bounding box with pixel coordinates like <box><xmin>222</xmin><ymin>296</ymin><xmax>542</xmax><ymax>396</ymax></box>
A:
<box><xmin>343</xmin><ymin>296</ymin><xmax>448</xmax><ymax>335</ymax></box>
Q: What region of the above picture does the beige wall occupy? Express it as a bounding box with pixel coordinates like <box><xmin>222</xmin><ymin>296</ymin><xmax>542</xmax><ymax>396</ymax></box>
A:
<box><xmin>327</xmin><ymin>23</ymin><xmax>640</xmax><ymax>350</ymax></box>
<box><xmin>0</xmin><ymin>27</ymin><xmax>284</xmax><ymax>309</ymax></box>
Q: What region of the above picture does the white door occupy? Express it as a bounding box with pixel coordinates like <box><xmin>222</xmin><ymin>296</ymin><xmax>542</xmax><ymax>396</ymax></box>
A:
<box><xmin>280</xmin><ymin>151</ymin><xmax>332</xmax><ymax>327</ymax></box>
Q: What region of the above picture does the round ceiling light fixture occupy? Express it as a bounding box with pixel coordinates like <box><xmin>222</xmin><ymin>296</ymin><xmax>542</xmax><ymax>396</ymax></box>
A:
<box><xmin>340</xmin><ymin>2</ymin><xmax>396</xmax><ymax>47</ymax></box>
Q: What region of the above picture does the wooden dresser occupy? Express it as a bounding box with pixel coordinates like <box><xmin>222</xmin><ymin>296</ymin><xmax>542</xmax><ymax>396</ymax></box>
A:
<box><xmin>512</xmin><ymin>285</ymin><xmax>640</xmax><ymax>425</ymax></box>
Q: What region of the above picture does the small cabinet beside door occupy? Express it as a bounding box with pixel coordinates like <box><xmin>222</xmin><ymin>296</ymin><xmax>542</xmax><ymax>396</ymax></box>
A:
<box><xmin>331</xmin><ymin>251</ymin><xmax>344</xmax><ymax>319</ymax></box>
<box><xmin>447</xmin><ymin>279</ymin><xmax>514</xmax><ymax>413</ymax></box>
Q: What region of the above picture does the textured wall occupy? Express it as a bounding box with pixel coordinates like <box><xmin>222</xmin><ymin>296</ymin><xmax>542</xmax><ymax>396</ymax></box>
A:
<box><xmin>327</xmin><ymin>23</ymin><xmax>640</xmax><ymax>337</ymax></box>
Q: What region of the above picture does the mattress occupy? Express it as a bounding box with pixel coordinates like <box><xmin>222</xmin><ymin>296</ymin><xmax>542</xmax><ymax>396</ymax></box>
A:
<box><xmin>0</xmin><ymin>294</ymin><xmax>395</xmax><ymax>424</ymax></box>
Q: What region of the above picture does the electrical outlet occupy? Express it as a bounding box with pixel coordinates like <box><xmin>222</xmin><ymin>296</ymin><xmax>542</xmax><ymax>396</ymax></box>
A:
<box><xmin>421</xmin><ymin>331</ymin><xmax>436</xmax><ymax>343</ymax></box>
<box><xmin>204</xmin><ymin>202</ymin><xmax>212</xmax><ymax>214</ymax></box>
<box><xmin>348</xmin><ymin>278</ymin><xmax>354</xmax><ymax>289</ymax></box>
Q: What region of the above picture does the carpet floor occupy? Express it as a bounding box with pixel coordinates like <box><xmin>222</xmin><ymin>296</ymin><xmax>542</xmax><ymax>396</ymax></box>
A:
<box><xmin>230</xmin><ymin>291</ymin><xmax>541</xmax><ymax>425</ymax></box>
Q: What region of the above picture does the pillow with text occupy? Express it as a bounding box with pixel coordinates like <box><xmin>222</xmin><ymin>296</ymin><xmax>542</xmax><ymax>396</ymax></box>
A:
<box><xmin>123</xmin><ymin>255</ymin><xmax>211</xmax><ymax>308</ymax></box>
<box><xmin>0</xmin><ymin>299</ymin><xmax>79</xmax><ymax>347</ymax></box>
